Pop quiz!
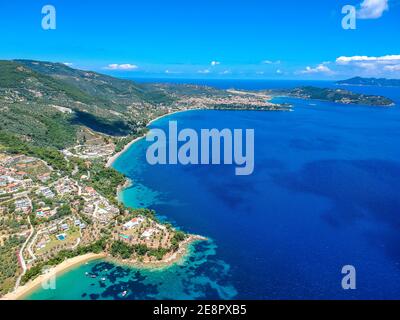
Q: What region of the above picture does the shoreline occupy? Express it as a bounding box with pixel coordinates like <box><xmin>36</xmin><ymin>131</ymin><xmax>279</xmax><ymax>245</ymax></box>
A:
<box><xmin>2</xmin><ymin>235</ymin><xmax>207</xmax><ymax>300</ymax></box>
<box><xmin>146</xmin><ymin>109</ymin><xmax>193</xmax><ymax>126</ymax></box>
<box><xmin>116</xmin><ymin>178</ymin><xmax>133</xmax><ymax>202</ymax></box>
<box><xmin>5</xmin><ymin>108</ymin><xmax>200</xmax><ymax>300</ymax></box>
<box><xmin>106</xmin><ymin>108</ymin><xmax>194</xmax><ymax>168</ymax></box>
<box><xmin>105</xmin><ymin>135</ymin><xmax>146</xmax><ymax>168</ymax></box>
<box><xmin>1</xmin><ymin>253</ymin><xmax>106</xmax><ymax>300</ymax></box>
<box><xmin>106</xmin><ymin>235</ymin><xmax>207</xmax><ymax>270</ymax></box>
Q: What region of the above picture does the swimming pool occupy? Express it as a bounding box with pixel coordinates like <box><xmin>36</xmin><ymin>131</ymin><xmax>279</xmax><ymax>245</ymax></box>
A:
<box><xmin>56</xmin><ymin>234</ymin><xmax>66</xmax><ymax>241</ymax></box>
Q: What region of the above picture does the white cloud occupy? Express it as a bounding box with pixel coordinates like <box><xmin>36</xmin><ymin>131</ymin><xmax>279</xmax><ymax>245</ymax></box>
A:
<box><xmin>276</xmin><ymin>69</ymin><xmax>282</xmax><ymax>74</ymax></box>
<box><xmin>357</xmin><ymin>62</ymin><xmax>377</xmax><ymax>69</ymax></box>
<box><xmin>220</xmin><ymin>70</ymin><xmax>231</xmax><ymax>75</ymax></box>
<box><xmin>262</xmin><ymin>60</ymin><xmax>281</xmax><ymax>65</ymax></box>
<box><xmin>105</xmin><ymin>63</ymin><xmax>138</xmax><ymax>71</ymax></box>
<box><xmin>384</xmin><ymin>64</ymin><xmax>400</xmax><ymax>71</ymax></box>
<box><xmin>336</xmin><ymin>55</ymin><xmax>400</xmax><ymax>74</ymax></box>
<box><xmin>295</xmin><ymin>54</ymin><xmax>400</xmax><ymax>78</ymax></box>
<box><xmin>299</xmin><ymin>64</ymin><xmax>333</xmax><ymax>74</ymax></box>
<box><xmin>210</xmin><ymin>61</ymin><xmax>220</xmax><ymax>66</ymax></box>
<box><xmin>357</xmin><ymin>0</ymin><xmax>389</xmax><ymax>19</ymax></box>
<box><xmin>63</xmin><ymin>62</ymin><xmax>73</xmax><ymax>67</ymax></box>
<box><xmin>165</xmin><ymin>70</ymin><xmax>182</xmax><ymax>74</ymax></box>
<box><xmin>336</xmin><ymin>55</ymin><xmax>400</xmax><ymax>64</ymax></box>
<box><xmin>198</xmin><ymin>69</ymin><xmax>211</xmax><ymax>74</ymax></box>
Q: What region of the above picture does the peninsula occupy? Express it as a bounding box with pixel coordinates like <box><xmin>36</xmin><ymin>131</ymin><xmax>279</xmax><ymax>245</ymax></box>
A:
<box><xmin>268</xmin><ymin>86</ymin><xmax>394</xmax><ymax>106</ymax></box>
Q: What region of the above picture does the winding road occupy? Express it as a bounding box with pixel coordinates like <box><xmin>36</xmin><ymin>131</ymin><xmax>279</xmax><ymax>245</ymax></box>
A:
<box><xmin>14</xmin><ymin>216</ymin><xmax>34</xmax><ymax>291</ymax></box>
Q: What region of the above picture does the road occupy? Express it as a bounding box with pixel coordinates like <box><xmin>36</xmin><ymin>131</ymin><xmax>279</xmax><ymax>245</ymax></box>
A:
<box><xmin>13</xmin><ymin>216</ymin><xmax>35</xmax><ymax>291</ymax></box>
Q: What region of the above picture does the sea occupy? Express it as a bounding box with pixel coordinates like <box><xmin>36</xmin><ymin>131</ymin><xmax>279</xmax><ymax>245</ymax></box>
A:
<box><xmin>26</xmin><ymin>80</ymin><xmax>400</xmax><ymax>300</ymax></box>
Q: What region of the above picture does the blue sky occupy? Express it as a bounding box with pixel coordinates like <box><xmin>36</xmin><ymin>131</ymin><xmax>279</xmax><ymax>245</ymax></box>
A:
<box><xmin>0</xmin><ymin>0</ymin><xmax>399</xmax><ymax>79</ymax></box>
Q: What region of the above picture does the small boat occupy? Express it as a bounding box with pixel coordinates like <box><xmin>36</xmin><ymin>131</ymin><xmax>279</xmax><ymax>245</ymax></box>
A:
<box><xmin>101</xmin><ymin>277</ymin><xmax>106</xmax><ymax>281</ymax></box>
<box><xmin>90</xmin><ymin>274</ymin><xmax>97</xmax><ymax>279</ymax></box>
<box><xmin>121</xmin><ymin>290</ymin><xmax>128</xmax><ymax>297</ymax></box>
<box><xmin>85</xmin><ymin>272</ymin><xmax>89</xmax><ymax>275</ymax></box>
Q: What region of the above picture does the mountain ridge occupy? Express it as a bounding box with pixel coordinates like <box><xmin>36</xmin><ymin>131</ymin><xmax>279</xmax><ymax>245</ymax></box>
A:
<box><xmin>0</xmin><ymin>60</ymin><xmax>178</xmax><ymax>149</ymax></box>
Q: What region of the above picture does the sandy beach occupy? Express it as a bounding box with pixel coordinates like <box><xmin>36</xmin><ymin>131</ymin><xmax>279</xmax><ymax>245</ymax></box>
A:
<box><xmin>106</xmin><ymin>135</ymin><xmax>146</xmax><ymax>168</ymax></box>
<box><xmin>2</xmin><ymin>108</ymin><xmax>200</xmax><ymax>300</ymax></box>
<box><xmin>106</xmin><ymin>109</ymin><xmax>194</xmax><ymax>168</ymax></box>
<box><xmin>1</xmin><ymin>253</ymin><xmax>106</xmax><ymax>300</ymax></box>
<box><xmin>2</xmin><ymin>236</ymin><xmax>206</xmax><ymax>300</ymax></box>
<box><xmin>146</xmin><ymin>109</ymin><xmax>193</xmax><ymax>126</ymax></box>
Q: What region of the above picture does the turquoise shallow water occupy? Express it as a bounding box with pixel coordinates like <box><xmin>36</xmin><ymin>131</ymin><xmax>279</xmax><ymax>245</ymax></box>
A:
<box><xmin>27</xmin><ymin>80</ymin><xmax>400</xmax><ymax>299</ymax></box>
<box><xmin>27</xmin><ymin>240</ymin><xmax>237</xmax><ymax>300</ymax></box>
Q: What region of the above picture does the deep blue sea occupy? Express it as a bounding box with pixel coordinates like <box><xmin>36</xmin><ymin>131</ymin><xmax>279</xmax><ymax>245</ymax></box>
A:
<box><xmin>27</xmin><ymin>80</ymin><xmax>400</xmax><ymax>300</ymax></box>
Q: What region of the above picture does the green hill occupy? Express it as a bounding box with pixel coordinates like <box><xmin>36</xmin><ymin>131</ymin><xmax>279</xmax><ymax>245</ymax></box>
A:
<box><xmin>0</xmin><ymin>60</ymin><xmax>177</xmax><ymax>149</ymax></box>
<box><xmin>286</xmin><ymin>86</ymin><xmax>394</xmax><ymax>106</ymax></box>
<box><xmin>15</xmin><ymin>60</ymin><xmax>174</xmax><ymax>108</ymax></box>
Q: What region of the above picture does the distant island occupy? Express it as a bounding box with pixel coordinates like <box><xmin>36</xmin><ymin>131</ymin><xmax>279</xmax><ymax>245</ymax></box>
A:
<box><xmin>337</xmin><ymin>77</ymin><xmax>400</xmax><ymax>87</ymax></box>
<box><xmin>267</xmin><ymin>86</ymin><xmax>394</xmax><ymax>107</ymax></box>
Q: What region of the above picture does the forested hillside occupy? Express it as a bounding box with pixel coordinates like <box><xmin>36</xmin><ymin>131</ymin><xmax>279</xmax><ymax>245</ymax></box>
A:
<box><xmin>0</xmin><ymin>60</ymin><xmax>176</xmax><ymax>150</ymax></box>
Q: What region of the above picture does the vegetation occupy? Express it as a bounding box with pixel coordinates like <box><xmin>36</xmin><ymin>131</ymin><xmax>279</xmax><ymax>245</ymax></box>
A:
<box><xmin>1</xmin><ymin>60</ymin><xmax>393</xmax><ymax>158</ymax></box>
<box><xmin>111</xmin><ymin>241</ymin><xmax>171</xmax><ymax>261</ymax></box>
<box><xmin>287</xmin><ymin>86</ymin><xmax>394</xmax><ymax>106</ymax></box>
<box><xmin>21</xmin><ymin>238</ymin><xmax>107</xmax><ymax>284</ymax></box>
<box><xmin>114</xmin><ymin>128</ymin><xmax>148</xmax><ymax>153</ymax></box>
<box><xmin>56</xmin><ymin>204</ymin><xmax>72</xmax><ymax>218</ymax></box>
<box><xmin>0</xmin><ymin>131</ymin><xmax>127</xmax><ymax>199</ymax></box>
<box><xmin>0</xmin><ymin>105</ymin><xmax>77</xmax><ymax>149</ymax></box>
<box><xmin>87</xmin><ymin>161</ymin><xmax>125</xmax><ymax>205</ymax></box>
<box><xmin>0</xmin><ymin>60</ymin><xmax>205</xmax><ymax>293</ymax></box>
<box><xmin>110</xmin><ymin>241</ymin><xmax>133</xmax><ymax>259</ymax></box>
<box><xmin>71</xmin><ymin>111</ymin><xmax>132</xmax><ymax>137</ymax></box>
<box><xmin>171</xmin><ymin>230</ymin><xmax>187</xmax><ymax>251</ymax></box>
<box><xmin>148</xmin><ymin>247</ymin><xmax>169</xmax><ymax>261</ymax></box>
<box><xmin>337</xmin><ymin>77</ymin><xmax>400</xmax><ymax>87</ymax></box>
<box><xmin>0</xmin><ymin>61</ymin><xmax>99</xmax><ymax>105</ymax></box>
<box><xmin>133</xmin><ymin>243</ymin><xmax>149</xmax><ymax>256</ymax></box>
<box><xmin>15</xmin><ymin>59</ymin><xmax>175</xmax><ymax>107</ymax></box>
<box><xmin>0</xmin><ymin>236</ymin><xmax>25</xmax><ymax>295</ymax></box>
<box><xmin>0</xmin><ymin>59</ymin><xmax>177</xmax><ymax>151</ymax></box>
<box><xmin>0</xmin><ymin>131</ymin><xmax>70</xmax><ymax>172</ymax></box>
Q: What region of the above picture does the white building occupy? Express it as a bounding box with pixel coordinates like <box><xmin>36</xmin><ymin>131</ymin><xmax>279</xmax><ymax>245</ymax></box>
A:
<box><xmin>123</xmin><ymin>217</ymin><xmax>144</xmax><ymax>230</ymax></box>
